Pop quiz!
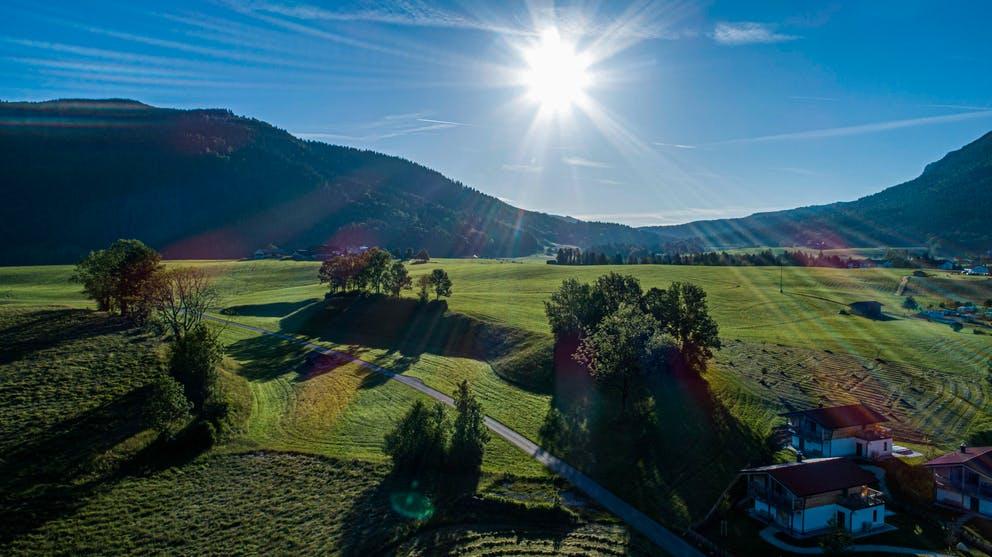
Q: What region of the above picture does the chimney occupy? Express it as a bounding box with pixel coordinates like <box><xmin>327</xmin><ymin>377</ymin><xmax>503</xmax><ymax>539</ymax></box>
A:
<box><xmin>961</xmin><ymin>442</ymin><xmax>968</xmax><ymax>454</ymax></box>
<box><xmin>796</xmin><ymin>451</ymin><xmax>804</xmax><ymax>463</ymax></box>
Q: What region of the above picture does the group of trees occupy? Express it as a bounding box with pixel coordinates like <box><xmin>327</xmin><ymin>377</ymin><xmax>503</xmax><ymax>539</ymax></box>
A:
<box><xmin>384</xmin><ymin>380</ymin><xmax>489</xmax><ymax>476</ymax></box>
<box><xmin>318</xmin><ymin>247</ymin><xmax>412</xmax><ymax>295</ymax></box>
<box><xmin>545</xmin><ymin>272</ymin><xmax>721</xmax><ymax>414</ymax></box>
<box><xmin>551</xmin><ymin>246</ymin><xmax>950</xmax><ymax>269</ymax></box>
<box><xmin>319</xmin><ymin>247</ymin><xmax>453</xmax><ymax>302</ymax></box>
<box><xmin>73</xmin><ymin>239</ymin><xmax>224</xmax><ymax>440</ymax></box>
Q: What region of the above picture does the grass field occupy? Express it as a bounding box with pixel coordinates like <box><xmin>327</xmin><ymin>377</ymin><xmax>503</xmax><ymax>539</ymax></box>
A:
<box><xmin>4</xmin><ymin>258</ymin><xmax>992</xmax><ymax>548</ymax></box>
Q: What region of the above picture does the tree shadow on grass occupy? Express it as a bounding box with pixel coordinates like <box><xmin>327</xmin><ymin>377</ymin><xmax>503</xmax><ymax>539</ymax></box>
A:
<box><xmin>0</xmin><ymin>386</ymin><xmax>209</xmax><ymax>544</ymax></box>
<box><xmin>220</xmin><ymin>299</ymin><xmax>320</xmax><ymax>318</ymax></box>
<box><xmin>0</xmin><ymin>309</ymin><xmax>132</xmax><ymax>365</ymax></box>
<box><xmin>275</xmin><ymin>293</ymin><xmax>554</xmax><ymax>393</ymax></box>
<box><xmin>538</xmin><ymin>341</ymin><xmax>771</xmax><ymax>527</ymax></box>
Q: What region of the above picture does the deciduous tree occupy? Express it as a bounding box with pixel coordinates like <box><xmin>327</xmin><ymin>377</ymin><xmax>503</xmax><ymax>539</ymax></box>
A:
<box><xmin>449</xmin><ymin>380</ymin><xmax>489</xmax><ymax>471</ymax></box>
<box><xmin>168</xmin><ymin>324</ymin><xmax>222</xmax><ymax>413</ymax></box>
<box><xmin>72</xmin><ymin>239</ymin><xmax>162</xmax><ymax>320</ymax></box>
<box><xmin>154</xmin><ymin>267</ymin><xmax>217</xmax><ymax>338</ymax></box>
<box><xmin>384</xmin><ymin>400</ymin><xmax>449</xmax><ymax>473</ymax></box>
<box><xmin>428</xmin><ymin>269</ymin><xmax>452</xmax><ymax>300</ymax></box>
<box><xmin>146</xmin><ymin>374</ymin><xmax>192</xmax><ymax>437</ymax></box>
<box><xmin>384</xmin><ymin>260</ymin><xmax>412</xmax><ymax>296</ymax></box>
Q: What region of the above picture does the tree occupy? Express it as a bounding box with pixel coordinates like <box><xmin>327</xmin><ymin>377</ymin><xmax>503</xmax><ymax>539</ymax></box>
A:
<box><xmin>645</xmin><ymin>282</ymin><xmax>721</xmax><ymax>369</ymax></box>
<box><xmin>404</xmin><ymin>248</ymin><xmax>414</xmax><ymax>260</ymax></box>
<box><xmin>416</xmin><ymin>274</ymin><xmax>431</xmax><ymax>302</ymax></box>
<box><xmin>818</xmin><ymin>517</ymin><xmax>852</xmax><ymax>554</ymax></box>
<box><xmin>428</xmin><ymin>269</ymin><xmax>452</xmax><ymax>300</ymax></box>
<box><xmin>384</xmin><ymin>400</ymin><xmax>449</xmax><ymax>473</ymax></box>
<box><xmin>544</xmin><ymin>278</ymin><xmax>596</xmax><ymax>339</ymax></box>
<box><xmin>449</xmin><ymin>380</ymin><xmax>490</xmax><ymax>471</ymax></box>
<box><xmin>591</xmin><ymin>272</ymin><xmax>643</xmax><ymax>318</ymax></box>
<box><xmin>572</xmin><ymin>304</ymin><xmax>670</xmax><ymax>415</ymax></box>
<box><xmin>415</xmin><ymin>249</ymin><xmax>430</xmax><ymax>262</ymax></box>
<box><xmin>145</xmin><ymin>374</ymin><xmax>192</xmax><ymax>437</ymax></box>
<box><xmin>384</xmin><ymin>260</ymin><xmax>412</xmax><ymax>297</ymax></box>
<box><xmin>72</xmin><ymin>239</ymin><xmax>162</xmax><ymax>320</ymax></box>
<box><xmin>154</xmin><ymin>267</ymin><xmax>217</xmax><ymax>338</ymax></box>
<box><xmin>902</xmin><ymin>296</ymin><xmax>919</xmax><ymax>310</ymax></box>
<box><xmin>360</xmin><ymin>247</ymin><xmax>393</xmax><ymax>294</ymax></box>
<box><xmin>168</xmin><ymin>324</ymin><xmax>222</xmax><ymax>413</ymax></box>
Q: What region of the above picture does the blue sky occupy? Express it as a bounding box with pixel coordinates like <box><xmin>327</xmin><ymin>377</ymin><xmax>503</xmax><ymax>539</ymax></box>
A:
<box><xmin>2</xmin><ymin>1</ymin><xmax>991</xmax><ymax>226</ymax></box>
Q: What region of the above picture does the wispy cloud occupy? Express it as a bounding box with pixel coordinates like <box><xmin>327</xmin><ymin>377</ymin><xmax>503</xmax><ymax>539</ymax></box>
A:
<box><xmin>241</xmin><ymin>0</ymin><xmax>526</xmax><ymax>35</ymax></box>
<box><xmin>574</xmin><ymin>206</ymin><xmax>787</xmax><ymax>226</ymax></box>
<box><xmin>710</xmin><ymin>110</ymin><xmax>992</xmax><ymax>145</ymax></box>
<box><xmin>295</xmin><ymin>111</ymin><xmax>465</xmax><ymax>143</ymax></box>
<box><xmin>502</xmin><ymin>162</ymin><xmax>542</xmax><ymax>173</ymax></box>
<box><xmin>597</xmin><ymin>178</ymin><xmax>624</xmax><ymax>186</ymax></box>
<box><xmin>653</xmin><ymin>141</ymin><xmax>696</xmax><ymax>149</ymax></box>
<box><xmin>712</xmin><ymin>22</ymin><xmax>798</xmax><ymax>45</ymax></box>
<box><xmin>562</xmin><ymin>155</ymin><xmax>612</xmax><ymax>168</ymax></box>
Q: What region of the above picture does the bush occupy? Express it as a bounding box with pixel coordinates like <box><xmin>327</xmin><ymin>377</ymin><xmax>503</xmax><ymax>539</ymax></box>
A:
<box><xmin>168</xmin><ymin>324</ymin><xmax>222</xmax><ymax>412</ymax></box>
<box><xmin>384</xmin><ymin>400</ymin><xmax>449</xmax><ymax>473</ymax></box>
<box><xmin>951</xmin><ymin>322</ymin><xmax>964</xmax><ymax>332</ymax></box>
<box><xmin>145</xmin><ymin>374</ymin><xmax>192</xmax><ymax>437</ymax></box>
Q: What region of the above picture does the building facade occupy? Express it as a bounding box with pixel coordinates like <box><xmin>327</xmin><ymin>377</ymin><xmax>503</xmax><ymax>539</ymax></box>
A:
<box><xmin>925</xmin><ymin>445</ymin><xmax>992</xmax><ymax>516</ymax></box>
<box><xmin>783</xmin><ymin>403</ymin><xmax>892</xmax><ymax>460</ymax></box>
<box><xmin>743</xmin><ymin>457</ymin><xmax>887</xmax><ymax>537</ymax></box>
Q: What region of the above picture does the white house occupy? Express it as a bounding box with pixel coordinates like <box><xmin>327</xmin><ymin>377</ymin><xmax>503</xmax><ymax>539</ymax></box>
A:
<box><xmin>743</xmin><ymin>457</ymin><xmax>887</xmax><ymax>537</ymax></box>
<box><xmin>971</xmin><ymin>265</ymin><xmax>990</xmax><ymax>276</ymax></box>
<box><xmin>925</xmin><ymin>445</ymin><xmax>992</xmax><ymax>516</ymax></box>
<box><xmin>782</xmin><ymin>403</ymin><xmax>892</xmax><ymax>460</ymax></box>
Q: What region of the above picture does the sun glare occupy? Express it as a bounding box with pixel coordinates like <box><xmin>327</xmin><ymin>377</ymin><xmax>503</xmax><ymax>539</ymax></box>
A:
<box><xmin>522</xmin><ymin>28</ymin><xmax>591</xmax><ymax>112</ymax></box>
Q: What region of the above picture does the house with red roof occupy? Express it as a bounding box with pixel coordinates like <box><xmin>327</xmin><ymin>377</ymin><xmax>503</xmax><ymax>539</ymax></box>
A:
<box><xmin>742</xmin><ymin>457</ymin><xmax>888</xmax><ymax>537</ymax></box>
<box><xmin>782</xmin><ymin>403</ymin><xmax>893</xmax><ymax>460</ymax></box>
<box><xmin>924</xmin><ymin>444</ymin><xmax>992</xmax><ymax>515</ymax></box>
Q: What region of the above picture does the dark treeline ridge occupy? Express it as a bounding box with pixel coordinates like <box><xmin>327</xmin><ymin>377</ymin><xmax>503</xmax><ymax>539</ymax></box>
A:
<box><xmin>551</xmin><ymin>246</ymin><xmax>948</xmax><ymax>268</ymax></box>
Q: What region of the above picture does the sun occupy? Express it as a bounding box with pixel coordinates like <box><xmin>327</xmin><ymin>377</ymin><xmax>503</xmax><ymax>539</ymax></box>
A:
<box><xmin>522</xmin><ymin>28</ymin><xmax>591</xmax><ymax>112</ymax></box>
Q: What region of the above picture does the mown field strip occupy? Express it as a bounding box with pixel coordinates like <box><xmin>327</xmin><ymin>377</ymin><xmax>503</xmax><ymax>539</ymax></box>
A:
<box><xmin>205</xmin><ymin>314</ymin><xmax>703</xmax><ymax>557</ymax></box>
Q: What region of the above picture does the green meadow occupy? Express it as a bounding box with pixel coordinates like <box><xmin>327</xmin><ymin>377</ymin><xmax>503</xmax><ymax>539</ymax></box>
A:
<box><xmin>4</xmin><ymin>258</ymin><xmax>992</xmax><ymax>551</ymax></box>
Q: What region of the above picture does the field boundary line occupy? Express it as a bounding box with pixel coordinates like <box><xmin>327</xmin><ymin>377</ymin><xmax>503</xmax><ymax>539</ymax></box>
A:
<box><xmin>206</xmin><ymin>314</ymin><xmax>703</xmax><ymax>557</ymax></box>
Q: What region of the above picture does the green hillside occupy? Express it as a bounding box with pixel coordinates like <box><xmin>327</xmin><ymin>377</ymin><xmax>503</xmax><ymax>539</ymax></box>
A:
<box><xmin>650</xmin><ymin>130</ymin><xmax>992</xmax><ymax>253</ymax></box>
<box><xmin>0</xmin><ymin>100</ymin><xmax>661</xmax><ymax>265</ymax></box>
<box><xmin>7</xmin><ymin>259</ymin><xmax>992</xmax><ymax>541</ymax></box>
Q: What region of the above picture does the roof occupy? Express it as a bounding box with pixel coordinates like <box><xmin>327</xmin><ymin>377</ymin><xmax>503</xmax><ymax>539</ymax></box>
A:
<box><xmin>925</xmin><ymin>447</ymin><xmax>992</xmax><ymax>478</ymax></box>
<box><xmin>781</xmin><ymin>403</ymin><xmax>889</xmax><ymax>429</ymax></box>
<box><xmin>742</xmin><ymin>457</ymin><xmax>876</xmax><ymax>497</ymax></box>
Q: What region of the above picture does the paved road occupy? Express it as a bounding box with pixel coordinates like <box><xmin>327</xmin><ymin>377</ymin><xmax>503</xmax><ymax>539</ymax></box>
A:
<box><xmin>207</xmin><ymin>314</ymin><xmax>703</xmax><ymax>557</ymax></box>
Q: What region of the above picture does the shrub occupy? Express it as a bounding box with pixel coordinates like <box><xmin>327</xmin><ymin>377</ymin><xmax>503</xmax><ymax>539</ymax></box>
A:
<box><xmin>168</xmin><ymin>324</ymin><xmax>222</xmax><ymax>412</ymax></box>
<box><xmin>449</xmin><ymin>381</ymin><xmax>489</xmax><ymax>472</ymax></box>
<box><xmin>951</xmin><ymin>322</ymin><xmax>964</xmax><ymax>332</ymax></box>
<box><xmin>384</xmin><ymin>400</ymin><xmax>449</xmax><ymax>473</ymax></box>
<box><xmin>145</xmin><ymin>374</ymin><xmax>192</xmax><ymax>437</ymax></box>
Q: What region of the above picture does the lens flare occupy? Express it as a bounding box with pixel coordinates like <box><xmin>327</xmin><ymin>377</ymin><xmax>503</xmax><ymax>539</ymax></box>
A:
<box><xmin>522</xmin><ymin>28</ymin><xmax>591</xmax><ymax>112</ymax></box>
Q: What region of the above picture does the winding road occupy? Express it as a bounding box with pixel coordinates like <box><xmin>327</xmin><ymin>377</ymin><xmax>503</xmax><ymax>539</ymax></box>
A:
<box><xmin>206</xmin><ymin>314</ymin><xmax>703</xmax><ymax>557</ymax></box>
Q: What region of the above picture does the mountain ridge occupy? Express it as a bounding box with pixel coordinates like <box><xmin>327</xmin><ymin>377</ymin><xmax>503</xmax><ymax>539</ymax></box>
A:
<box><xmin>644</xmin><ymin>130</ymin><xmax>992</xmax><ymax>253</ymax></box>
<box><xmin>0</xmin><ymin>99</ymin><xmax>662</xmax><ymax>264</ymax></box>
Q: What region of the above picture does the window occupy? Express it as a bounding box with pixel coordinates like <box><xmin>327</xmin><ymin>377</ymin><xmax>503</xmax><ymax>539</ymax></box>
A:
<box><xmin>883</xmin><ymin>442</ymin><xmax>888</xmax><ymax>451</ymax></box>
<box><xmin>872</xmin><ymin>509</ymin><xmax>877</xmax><ymax>522</ymax></box>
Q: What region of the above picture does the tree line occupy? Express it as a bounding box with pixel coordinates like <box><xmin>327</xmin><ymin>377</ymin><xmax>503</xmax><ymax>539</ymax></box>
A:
<box><xmin>545</xmin><ymin>272</ymin><xmax>720</xmax><ymax>415</ymax></box>
<box><xmin>72</xmin><ymin>238</ymin><xmax>226</xmax><ymax>443</ymax></box>
<box><xmin>551</xmin><ymin>246</ymin><xmax>948</xmax><ymax>268</ymax></box>
<box><xmin>318</xmin><ymin>247</ymin><xmax>452</xmax><ymax>301</ymax></box>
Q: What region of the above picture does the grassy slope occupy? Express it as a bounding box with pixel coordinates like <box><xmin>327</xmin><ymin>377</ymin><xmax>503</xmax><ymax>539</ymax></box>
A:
<box><xmin>5</xmin><ymin>260</ymin><xmax>992</xmax><ymax>526</ymax></box>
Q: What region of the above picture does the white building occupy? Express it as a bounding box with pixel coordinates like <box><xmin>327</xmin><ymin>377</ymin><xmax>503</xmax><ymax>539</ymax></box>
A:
<box><xmin>743</xmin><ymin>457</ymin><xmax>887</xmax><ymax>537</ymax></box>
<box><xmin>782</xmin><ymin>403</ymin><xmax>893</xmax><ymax>460</ymax></box>
<box><xmin>925</xmin><ymin>445</ymin><xmax>992</xmax><ymax>516</ymax></box>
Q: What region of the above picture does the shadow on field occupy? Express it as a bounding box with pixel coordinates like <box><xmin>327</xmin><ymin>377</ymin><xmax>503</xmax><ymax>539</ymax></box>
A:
<box><xmin>0</xmin><ymin>309</ymin><xmax>130</xmax><ymax>365</ymax></box>
<box><xmin>538</xmin><ymin>338</ymin><xmax>770</xmax><ymax>526</ymax></box>
<box><xmin>273</xmin><ymin>293</ymin><xmax>554</xmax><ymax>392</ymax></box>
<box><xmin>220</xmin><ymin>299</ymin><xmax>320</xmax><ymax>318</ymax></box>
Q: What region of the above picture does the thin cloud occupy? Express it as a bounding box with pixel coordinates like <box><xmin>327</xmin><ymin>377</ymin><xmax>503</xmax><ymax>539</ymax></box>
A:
<box><xmin>417</xmin><ymin>117</ymin><xmax>466</xmax><ymax>126</ymax></box>
<box><xmin>574</xmin><ymin>206</ymin><xmax>787</xmax><ymax>226</ymax></box>
<box><xmin>298</xmin><ymin>112</ymin><xmax>463</xmax><ymax>143</ymax></box>
<box><xmin>653</xmin><ymin>141</ymin><xmax>696</xmax><ymax>149</ymax></box>
<box><xmin>597</xmin><ymin>178</ymin><xmax>624</xmax><ymax>185</ymax></box>
<box><xmin>712</xmin><ymin>22</ymin><xmax>798</xmax><ymax>45</ymax></box>
<box><xmin>710</xmin><ymin>110</ymin><xmax>992</xmax><ymax>145</ymax></box>
<box><xmin>562</xmin><ymin>155</ymin><xmax>612</xmax><ymax>168</ymax></box>
<box><xmin>502</xmin><ymin>162</ymin><xmax>542</xmax><ymax>173</ymax></box>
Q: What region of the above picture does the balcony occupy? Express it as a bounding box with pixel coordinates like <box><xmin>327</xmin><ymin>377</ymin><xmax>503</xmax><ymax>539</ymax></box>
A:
<box><xmin>936</xmin><ymin>476</ymin><xmax>992</xmax><ymax>499</ymax></box>
<box><xmin>854</xmin><ymin>425</ymin><xmax>892</xmax><ymax>442</ymax></box>
<box><xmin>839</xmin><ymin>486</ymin><xmax>885</xmax><ymax>510</ymax></box>
<box><xmin>749</xmin><ymin>482</ymin><xmax>802</xmax><ymax>511</ymax></box>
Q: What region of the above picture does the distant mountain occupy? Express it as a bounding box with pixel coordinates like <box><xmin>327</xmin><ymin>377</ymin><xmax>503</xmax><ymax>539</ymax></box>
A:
<box><xmin>0</xmin><ymin>99</ymin><xmax>660</xmax><ymax>265</ymax></box>
<box><xmin>647</xmin><ymin>131</ymin><xmax>992</xmax><ymax>253</ymax></box>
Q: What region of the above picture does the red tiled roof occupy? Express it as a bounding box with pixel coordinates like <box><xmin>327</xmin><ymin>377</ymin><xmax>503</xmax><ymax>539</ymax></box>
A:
<box><xmin>743</xmin><ymin>458</ymin><xmax>876</xmax><ymax>497</ymax></box>
<box><xmin>925</xmin><ymin>446</ymin><xmax>992</xmax><ymax>477</ymax></box>
<box><xmin>781</xmin><ymin>403</ymin><xmax>888</xmax><ymax>429</ymax></box>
